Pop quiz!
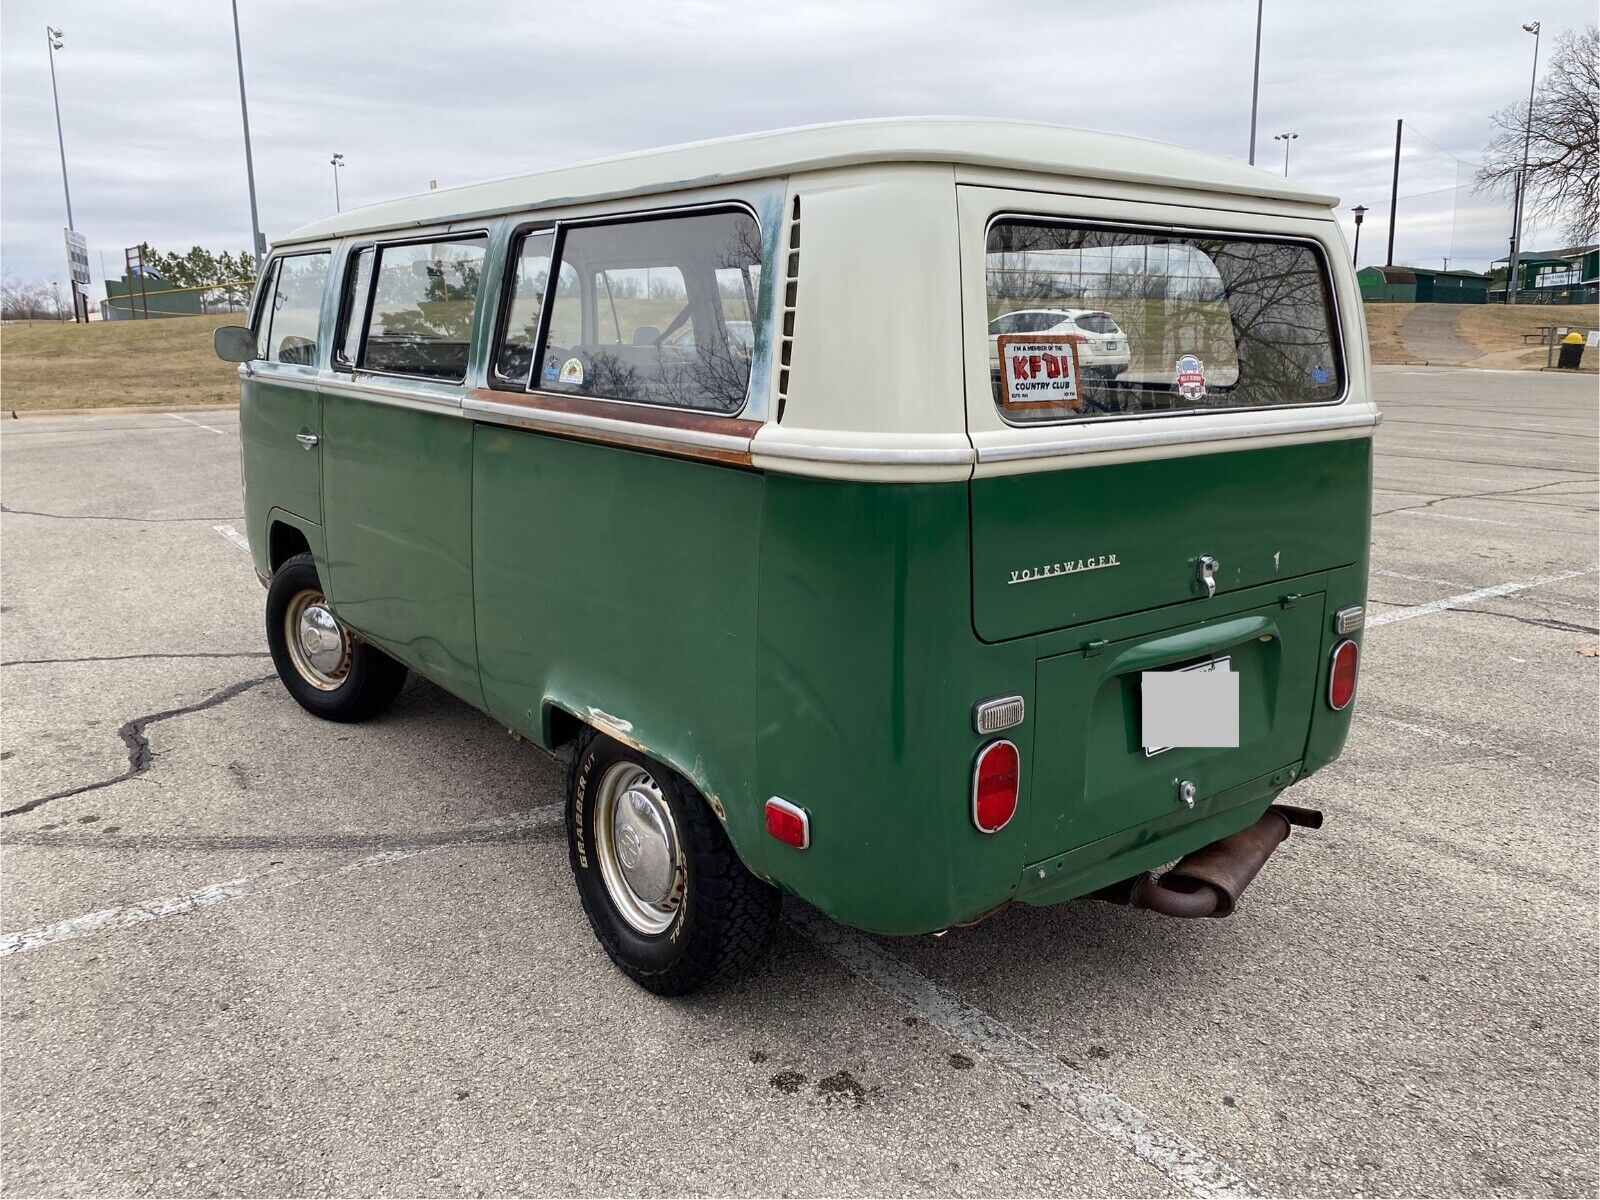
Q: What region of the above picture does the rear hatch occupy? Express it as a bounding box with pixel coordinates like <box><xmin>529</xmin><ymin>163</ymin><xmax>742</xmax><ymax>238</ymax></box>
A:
<box><xmin>972</xmin><ymin>439</ymin><xmax>1368</xmax><ymax>861</ymax></box>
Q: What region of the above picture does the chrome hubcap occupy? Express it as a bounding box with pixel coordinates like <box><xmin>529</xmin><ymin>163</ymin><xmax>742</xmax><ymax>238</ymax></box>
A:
<box><xmin>594</xmin><ymin>762</ymin><xmax>683</xmax><ymax>936</ymax></box>
<box><xmin>284</xmin><ymin>590</ymin><xmax>351</xmax><ymax>691</ymax></box>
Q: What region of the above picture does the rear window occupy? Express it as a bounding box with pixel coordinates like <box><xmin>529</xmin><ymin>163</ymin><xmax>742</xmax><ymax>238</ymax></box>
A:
<box><xmin>986</xmin><ymin>220</ymin><xmax>1342</xmax><ymax>422</ymax></box>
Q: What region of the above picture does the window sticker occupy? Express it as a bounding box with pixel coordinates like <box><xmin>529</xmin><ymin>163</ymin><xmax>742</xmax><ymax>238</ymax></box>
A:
<box><xmin>559</xmin><ymin>357</ymin><xmax>585</xmax><ymax>386</ymax></box>
<box><xmin>1175</xmin><ymin>354</ymin><xmax>1207</xmax><ymax>402</ymax></box>
<box><xmin>998</xmin><ymin>334</ymin><xmax>1083</xmax><ymax>410</ymax></box>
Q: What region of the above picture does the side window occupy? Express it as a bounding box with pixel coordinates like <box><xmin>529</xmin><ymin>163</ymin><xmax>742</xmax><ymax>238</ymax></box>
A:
<box><xmin>264</xmin><ymin>253</ymin><xmax>330</xmax><ymax>366</ymax></box>
<box><xmin>251</xmin><ymin>259</ymin><xmax>281</xmax><ymax>360</ymax></box>
<box><xmin>360</xmin><ymin>237</ymin><xmax>486</xmax><ymax>382</ymax></box>
<box><xmin>334</xmin><ymin>247</ymin><xmax>374</xmax><ymax>369</ymax></box>
<box><xmin>494</xmin><ymin>231</ymin><xmax>554</xmax><ymax>384</ymax></box>
<box><xmin>534</xmin><ymin>208</ymin><xmax>762</xmax><ymax>413</ymax></box>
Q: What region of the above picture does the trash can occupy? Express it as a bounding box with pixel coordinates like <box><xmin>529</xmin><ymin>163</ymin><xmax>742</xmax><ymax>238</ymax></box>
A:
<box><xmin>1558</xmin><ymin>332</ymin><xmax>1586</xmax><ymax>369</ymax></box>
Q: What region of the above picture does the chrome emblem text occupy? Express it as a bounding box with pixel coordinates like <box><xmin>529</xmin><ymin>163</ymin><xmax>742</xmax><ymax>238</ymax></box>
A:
<box><xmin>1008</xmin><ymin>554</ymin><xmax>1120</xmax><ymax>585</ymax></box>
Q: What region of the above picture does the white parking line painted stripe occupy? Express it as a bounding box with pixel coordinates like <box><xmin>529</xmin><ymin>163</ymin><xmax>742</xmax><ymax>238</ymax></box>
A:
<box><xmin>788</xmin><ymin>907</ymin><xmax>1259</xmax><ymax>1199</ymax></box>
<box><xmin>1372</xmin><ymin>568</ymin><xmax>1474</xmax><ymax>589</ymax></box>
<box><xmin>212</xmin><ymin>523</ymin><xmax>251</xmax><ymax>552</ymax></box>
<box><xmin>0</xmin><ymin>807</ymin><xmax>562</xmax><ymax>959</ymax></box>
<box><xmin>164</xmin><ymin>412</ymin><xmax>231</xmax><ymax>436</ymax></box>
<box><xmin>1368</xmin><ymin>566</ymin><xmax>1598</xmax><ymax>628</ymax></box>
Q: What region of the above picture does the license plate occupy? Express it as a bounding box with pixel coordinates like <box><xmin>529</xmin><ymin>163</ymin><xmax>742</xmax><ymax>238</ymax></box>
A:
<box><xmin>1141</xmin><ymin>657</ymin><xmax>1239</xmax><ymax>756</ymax></box>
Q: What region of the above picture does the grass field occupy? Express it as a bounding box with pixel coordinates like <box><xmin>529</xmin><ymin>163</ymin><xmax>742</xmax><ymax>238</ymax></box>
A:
<box><xmin>2</xmin><ymin>315</ymin><xmax>240</xmax><ymax>412</ymax></box>
<box><xmin>2</xmin><ymin>301</ymin><xmax>1595</xmax><ymax>413</ymax></box>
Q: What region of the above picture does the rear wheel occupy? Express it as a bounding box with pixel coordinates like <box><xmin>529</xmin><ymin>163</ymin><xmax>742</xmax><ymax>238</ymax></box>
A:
<box><xmin>265</xmin><ymin>552</ymin><xmax>407</xmax><ymax>721</ymax></box>
<box><xmin>567</xmin><ymin>730</ymin><xmax>779</xmax><ymax>994</ymax></box>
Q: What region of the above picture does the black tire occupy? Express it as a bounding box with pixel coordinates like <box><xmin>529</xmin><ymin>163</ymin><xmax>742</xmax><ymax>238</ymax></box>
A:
<box><xmin>265</xmin><ymin>552</ymin><xmax>407</xmax><ymax>722</ymax></box>
<box><xmin>567</xmin><ymin>729</ymin><xmax>780</xmax><ymax>995</ymax></box>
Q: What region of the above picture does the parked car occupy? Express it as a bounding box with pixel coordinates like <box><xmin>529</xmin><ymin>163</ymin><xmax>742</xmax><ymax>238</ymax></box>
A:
<box><xmin>215</xmin><ymin>118</ymin><xmax>1372</xmax><ymax>995</ymax></box>
<box><xmin>988</xmin><ymin>308</ymin><xmax>1131</xmax><ymax>376</ymax></box>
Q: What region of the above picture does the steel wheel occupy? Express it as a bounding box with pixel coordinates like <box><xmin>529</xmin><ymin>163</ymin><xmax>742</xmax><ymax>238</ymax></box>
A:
<box><xmin>592</xmin><ymin>760</ymin><xmax>685</xmax><ymax>936</ymax></box>
<box><xmin>282</xmin><ymin>588</ymin><xmax>352</xmax><ymax>692</ymax></box>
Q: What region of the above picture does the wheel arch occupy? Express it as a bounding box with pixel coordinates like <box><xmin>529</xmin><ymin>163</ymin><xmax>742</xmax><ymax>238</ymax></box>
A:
<box><xmin>540</xmin><ymin>698</ymin><xmax>732</xmax><ymax>829</ymax></box>
<box><xmin>262</xmin><ymin>508</ymin><xmax>327</xmax><ymax>582</ymax></box>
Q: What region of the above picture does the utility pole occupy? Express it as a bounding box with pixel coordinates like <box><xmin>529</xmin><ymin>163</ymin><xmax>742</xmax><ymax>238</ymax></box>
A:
<box><xmin>1507</xmin><ymin>21</ymin><xmax>1541</xmax><ymax>306</ymax></box>
<box><xmin>1386</xmin><ymin>119</ymin><xmax>1403</xmax><ymax>266</ymax></box>
<box><xmin>1247</xmin><ymin>0</ymin><xmax>1264</xmax><ymax>165</ymax></box>
<box><xmin>46</xmin><ymin>26</ymin><xmax>84</xmax><ymax>323</ymax></box>
<box><xmin>230</xmin><ymin>0</ymin><xmax>265</xmax><ymax>262</ymax></box>
<box><xmin>330</xmin><ymin>153</ymin><xmax>345</xmax><ymax>212</ymax></box>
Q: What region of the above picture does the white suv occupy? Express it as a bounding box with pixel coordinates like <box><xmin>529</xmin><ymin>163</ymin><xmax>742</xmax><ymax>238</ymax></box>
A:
<box><xmin>988</xmin><ymin>308</ymin><xmax>1132</xmax><ymax>377</ymax></box>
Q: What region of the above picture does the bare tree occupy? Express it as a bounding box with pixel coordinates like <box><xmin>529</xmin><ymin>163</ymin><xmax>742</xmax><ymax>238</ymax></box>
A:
<box><xmin>1476</xmin><ymin>25</ymin><xmax>1600</xmax><ymax>244</ymax></box>
<box><xmin>1</xmin><ymin>274</ymin><xmax>61</xmax><ymax>321</ymax></box>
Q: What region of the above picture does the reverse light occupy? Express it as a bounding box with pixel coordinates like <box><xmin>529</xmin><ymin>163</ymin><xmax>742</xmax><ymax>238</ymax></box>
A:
<box><xmin>1328</xmin><ymin>639</ymin><xmax>1360</xmax><ymax>710</ymax></box>
<box><xmin>765</xmin><ymin>797</ymin><xmax>810</xmax><ymax>849</ymax></box>
<box><xmin>972</xmin><ymin>740</ymin><xmax>1020</xmax><ymax>834</ymax></box>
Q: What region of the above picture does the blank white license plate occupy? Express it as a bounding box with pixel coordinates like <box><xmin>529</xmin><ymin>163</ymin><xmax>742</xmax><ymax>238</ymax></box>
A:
<box><xmin>1141</xmin><ymin>657</ymin><xmax>1239</xmax><ymax>756</ymax></box>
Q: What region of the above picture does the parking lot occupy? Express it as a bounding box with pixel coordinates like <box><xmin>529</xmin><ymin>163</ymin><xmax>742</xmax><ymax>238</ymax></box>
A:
<box><xmin>2</xmin><ymin>365</ymin><xmax>1596</xmax><ymax>1197</ymax></box>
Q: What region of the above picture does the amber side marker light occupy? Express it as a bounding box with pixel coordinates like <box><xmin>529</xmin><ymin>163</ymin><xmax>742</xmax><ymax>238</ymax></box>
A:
<box><xmin>765</xmin><ymin>797</ymin><xmax>810</xmax><ymax>849</ymax></box>
<box><xmin>972</xmin><ymin>740</ymin><xmax>1020</xmax><ymax>834</ymax></box>
<box><xmin>1328</xmin><ymin>639</ymin><xmax>1360</xmax><ymax>710</ymax></box>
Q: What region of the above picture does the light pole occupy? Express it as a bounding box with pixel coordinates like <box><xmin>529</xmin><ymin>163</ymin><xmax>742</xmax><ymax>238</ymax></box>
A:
<box><xmin>230</xmin><ymin>0</ymin><xmax>265</xmax><ymax>264</ymax></box>
<box><xmin>1507</xmin><ymin>20</ymin><xmax>1540</xmax><ymax>305</ymax></box>
<box><xmin>330</xmin><ymin>153</ymin><xmax>345</xmax><ymax>212</ymax></box>
<box><xmin>1274</xmin><ymin>131</ymin><xmax>1298</xmax><ymax>176</ymax></box>
<box><xmin>1351</xmin><ymin>205</ymin><xmax>1368</xmax><ymax>267</ymax></box>
<box><xmin>1247</xmin><ymin>0</ymin><xmax>1263</xmax><ymax>164</ymax></box>
<box><xmin>46</xmin><ymin>26</ymin><xmax>83</xmax><ymax>322</ymax></box>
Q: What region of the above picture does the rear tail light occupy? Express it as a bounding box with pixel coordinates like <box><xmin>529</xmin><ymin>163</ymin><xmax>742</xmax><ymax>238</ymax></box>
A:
<box><xmin>972</xmin><ymin>740</ymin><xmax>1020</xmax><ymax>834</ymax></box>
<box><xmin>1328</xmin><ymin>639</ymin><xmax>1359</xmax><ymax>710</ymax></box>
<box><xmin>764</xmin><ymin>797</ymin><xmax>810</xmax><ymax>849</ymax></box>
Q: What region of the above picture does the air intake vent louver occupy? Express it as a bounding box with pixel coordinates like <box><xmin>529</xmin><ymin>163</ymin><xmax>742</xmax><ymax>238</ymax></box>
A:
<box><xmin>776</xmin><ymin>195</ymin><xmax>800</xmax><ymax>422</ymax></box>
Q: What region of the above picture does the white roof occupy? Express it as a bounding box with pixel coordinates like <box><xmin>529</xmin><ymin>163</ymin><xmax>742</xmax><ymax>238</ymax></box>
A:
<box><xmin>280</xmin><ymin>117</ymin><xmax>1338</xmax><ymax>245</ymax></box>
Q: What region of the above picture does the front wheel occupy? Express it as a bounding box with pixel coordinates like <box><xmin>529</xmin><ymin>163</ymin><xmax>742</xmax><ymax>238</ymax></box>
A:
<box><xmin>567</xmin><ymin>730</ymin><xmax>780</xmax><ymax>994</ymax></box>
<box><xmin>265</xmin><ymin>552</ymin><xmax>408</xmax><ymax>722</ymax></box>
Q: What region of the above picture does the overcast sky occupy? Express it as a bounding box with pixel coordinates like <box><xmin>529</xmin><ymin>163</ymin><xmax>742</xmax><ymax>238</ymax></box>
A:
<box><xmin>2</xmin><ymin>0</ymin><xmax>1591</xmax><ymax>300</ymax></box>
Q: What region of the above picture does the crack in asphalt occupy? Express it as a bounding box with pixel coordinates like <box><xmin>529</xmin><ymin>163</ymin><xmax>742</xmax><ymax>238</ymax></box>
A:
<box><xmin>0</xmin><ymin>821</ymin><xmax>567</xmax><ymax>853</ymax></box>
<box><xmin>0</xmin><ymin>504</ymin><xmax>244</xmax><ymax>524</ymax></box>
<box><xmin>1369</xmin><ymin>596</ymin><xmax>1599</xmax><ymax>636</ymax></box>
<box><xmin>1377</xmin><ymin>477</ymin><xmax>1599</xmax><ymax>518</ymax></box>
<box><xmin>0</xmin><ymin>675</ymin><xmax>277</xmax><ymax>818</ymax></box>
<box><xmin>2</xmin><ymin>651</ymin><xmax>272</xmax><ymax>667</ymax></box>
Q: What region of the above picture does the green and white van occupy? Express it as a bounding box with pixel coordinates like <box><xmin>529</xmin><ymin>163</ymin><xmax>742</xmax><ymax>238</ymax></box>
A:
<box><xmin>216</xmin><ymin>119</ymin><xmax>1373</xmax><ymax>994</ymax></box>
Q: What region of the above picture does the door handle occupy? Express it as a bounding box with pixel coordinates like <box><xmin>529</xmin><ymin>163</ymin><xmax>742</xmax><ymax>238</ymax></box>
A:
<box><xmin>295</xmin><ymin>432</ymin><xmax>320</xmax><ymax>449</ymax></box>
<box><xmin>1196</xmin><ymin>554</ymin><xmax>1219</xmax><ymax>598</ymax></box>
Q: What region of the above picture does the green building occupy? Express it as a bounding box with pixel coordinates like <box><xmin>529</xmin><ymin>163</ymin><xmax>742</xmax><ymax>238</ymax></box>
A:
<box><xmin>102</xmin><ymin>271</ymin><xmax>205</xmax><ymax>320</ymax></box>
<box><xmin>1487</xmin><ymin>244</ymin><xmax>1598</xmax><ymax>305</ymax></box>
<box><xmin>1358</xmin><ymin>266</ymin><xmax>1489</xmax><ymax>304</ymax></box>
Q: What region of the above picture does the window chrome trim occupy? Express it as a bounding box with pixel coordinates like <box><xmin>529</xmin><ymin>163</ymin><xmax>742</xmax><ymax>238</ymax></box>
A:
<box><xmin>976</xmin><ymin>407</ymin><xmax>1375</xmax><ymax>464</ymax></box>
<box><xmin>978</xmin><ymin>211</ymin><xmax>1350</xmax><ymax>429</ymax></box>
<box><xmin>500</xmin><ymin>198</ymin><xmax>766</xmax><ymax>421</ymax></box>
<box><xmin>463</xmin><ymin>394</ymin><xmax>752</xmax><ymax>454</ymax></box>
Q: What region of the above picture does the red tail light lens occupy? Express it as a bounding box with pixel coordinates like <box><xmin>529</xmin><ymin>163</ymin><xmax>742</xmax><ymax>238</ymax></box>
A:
<box><xmin>972</xmin><ymin>740</ymin><xmax>1020</xmax><ymax>834</ymax></box>
<box><xmin>1328</xmin><ymin>639</ymin><xmax>1359</xmax><ymax>710</ymax></box>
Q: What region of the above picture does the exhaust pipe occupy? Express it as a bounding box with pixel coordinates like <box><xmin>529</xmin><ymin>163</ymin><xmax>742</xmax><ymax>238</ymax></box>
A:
<box><xmin>1092</xmin><ymin>803</ymin><xmax>1322</xmax><ymax>919</ymax></box>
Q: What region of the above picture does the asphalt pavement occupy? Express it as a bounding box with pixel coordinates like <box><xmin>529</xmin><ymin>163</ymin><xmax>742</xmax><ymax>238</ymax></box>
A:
<box><xmin>2</xmin><ymin>368</ymin><xmax>1596</xmax><ymax>1197</ymax></box>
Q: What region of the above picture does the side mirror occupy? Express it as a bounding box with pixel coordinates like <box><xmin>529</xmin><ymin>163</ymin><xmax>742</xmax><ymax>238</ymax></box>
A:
<box><xmin>214</xmin><ymin>325</ymin><xmax>259</xmax><ymax>363</ymax></box>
